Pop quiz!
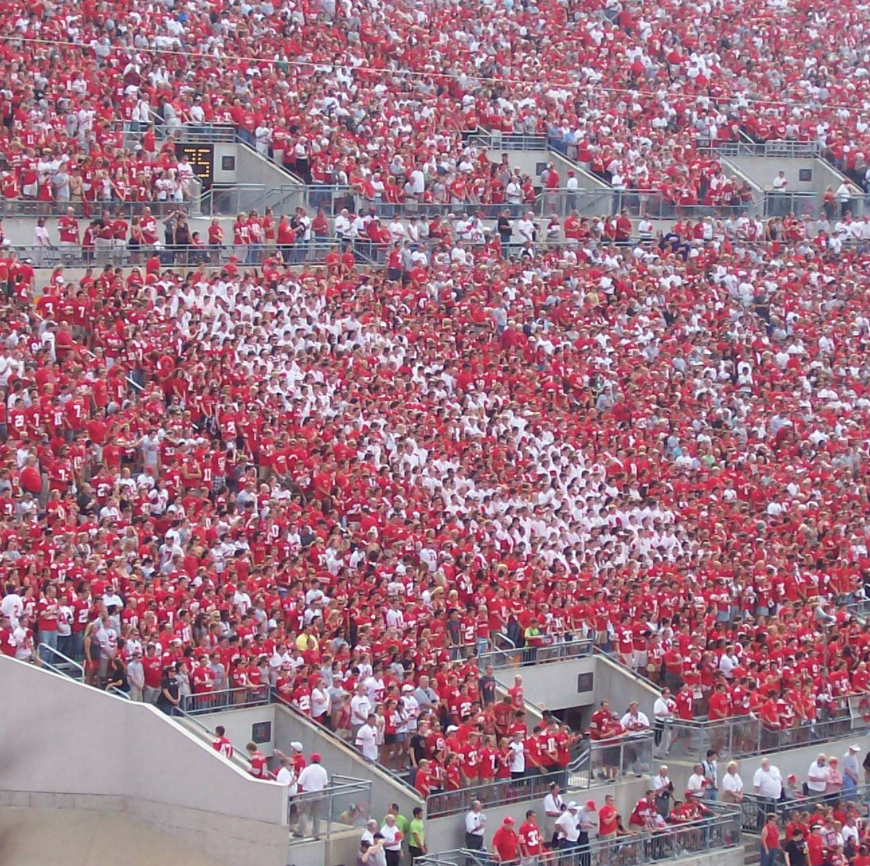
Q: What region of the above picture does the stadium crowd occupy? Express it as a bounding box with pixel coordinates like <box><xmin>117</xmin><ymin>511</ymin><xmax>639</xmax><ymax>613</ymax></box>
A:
<box><xmin>2</xmin><ymin>0</ymin><xmax>870</xmax><ymax>215</ymax></box>
<box><xmin>2</xmin><ymin>0</ymin><xmax>870</xmax><ymax>804</ymax></box>
<box><xmin>1</xmin><ymin>201</ymin><xmax>870</xmax><ymax>788</ymax></box>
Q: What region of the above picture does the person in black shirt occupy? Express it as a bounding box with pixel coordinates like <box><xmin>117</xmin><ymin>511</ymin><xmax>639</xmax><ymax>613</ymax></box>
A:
<box><xmin>408</xmin><ymin>722</ymin><xmax>430</xmax><ymax>786</ymax></box>
<box><xmin>158</xmin><ymin>663</ymin><xmax>181</xmax><ymax>714</ymax></box>
<box><xmin>479</xmin><ymin>664</ymin><xmax>497</xmax><ymax>706</ymax></box>
<box><xmin>784</xmin><ymin>829</ymin><xmax>808</xmax><ymax>866</ymax></box>
<box><xmin>497</xmin><ymin>210</ymin><xmax>512</xmax><ymax>257</ymax></box>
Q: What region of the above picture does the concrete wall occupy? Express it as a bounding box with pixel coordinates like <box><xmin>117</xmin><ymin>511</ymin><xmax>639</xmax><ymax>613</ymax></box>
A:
<box><xmin>213</xmin><ymin>143</ymin><xmax>238</xmax><ymax>184</ymax></box>
<box><xmin>235</xmin><ymin>144</ymin><xmax>305</xmax><ymax>211</ymax></box>
<box><xmin>0</xmin><ymin>808</ymin><xmax>220</xmax><ymax>866</ymax></box>
<box><xmin>496</xmin><ymin>148</ymin><xmax>611</xmax><ymax>193</ymax></box>
<box><xmin>194</xmin><ymin>704</ymin><xmax>277</xmax><ymax>757</ymax></box>
<box><xmin>495</xmin><ymin>657</ymin><xmax>597</xmax><ymax>712</ymax></box>
<box><xmin>493</xmin><ymin>655</ymin><xmax>659</xmax><ymax>721</ymax></box>
<box><xmin>0</xmin><ymin>656</ymin><xmax>289</xmax><ymax>866</ymax></box>
<box><xmin>725</xmin><ymin>155</ymin><xmax>858</xmax><ymax>198</ymax></box>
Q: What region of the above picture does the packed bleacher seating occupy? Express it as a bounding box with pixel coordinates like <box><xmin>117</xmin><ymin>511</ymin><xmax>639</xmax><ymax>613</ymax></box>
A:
<box><xmin>0</xmin><ymin>0</ymin><xmax>869</xmax><ymax>216</ymax></box>
<box><xmin>0</xmin><ymin>208</ymin><xmax>869</xmax><ymax>792</ymax></box>
<box><xmin>3</xmin><ymin>0</ymin><xmax>870</xmax><ymax>804</ymax></box>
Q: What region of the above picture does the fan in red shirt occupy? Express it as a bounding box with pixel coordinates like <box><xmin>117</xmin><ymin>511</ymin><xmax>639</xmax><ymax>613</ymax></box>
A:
<box><xmin>517</xmin><ymin>811</ymin><xmax>543</xmax><ymax>860</ymax></box>
<box><xmin>245</xmin><ymin>743</ymin><xmax>269</xmax><ymax>779</ymax></box>
<box><xmin>211</xmin><ymin>725</ymin><xmax>234</xmax><ymax>759</ymax></box>
<box><xmin>492</xmin><ymin>817</ymin><xmax>519</xmax><ymax>863</ymax></box>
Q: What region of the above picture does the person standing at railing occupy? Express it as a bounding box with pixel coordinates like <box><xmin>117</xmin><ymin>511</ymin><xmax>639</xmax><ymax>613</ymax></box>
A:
<box><xmin>653</xmin><ymin>766</ymin><xmax>674</xmax><ymax>818</ymax></box>
<box><xmin>753</xmin><ymin>759</ymin><xmax>784</xmax><ymax>831</ymax></box>
<box><xmin>784</xmin><ymin>828</ymin><xmax>809</xmax><ymax>866</ymax></box>
<box><xmin>653</xmin><ymin>688</ymin><xmax>676</xmax><ymax>757</ymax></box>
<box><xmin>702</xmin><ymin>749</ymin><xmax>720</xmax><ymax>802</ymax></box>
<box><xmin>842</xmin><ymin>745</ymin><xmax>861</xmax><ymax>800</ymax></box>
<box><xmin>825</xmin><ymin>758</ymin><xmax>844</xmax><ymax>798</ymax></box>
<box><xmin>211</xmin><ymin>726</ymin><xmax>234</xmax><ymax>760</ymax></box>
<box><xmin>554</xmin><ymin>801</ymin><xmax>580</xmax><ymax>854</ymax></box>
<box><xmin>465</xmin><ymin>800</ymin><xmax>487</xmax><ymax>852</ymax></box>
<box><xmin>380</xmin><ymin>814</ymin><xmax>403</xmax><ymax>866</ymax></box>
<box><xmin>620</xmin><ymin>701</ymin><xmax>651</xmax><ymax>775</ymax></box>
<box><xmin>492</xmin><ymin>816</ymin><xmax>519</xmax><ymax>865</ymax></box>
<box><xmin>542</xmin><ymin>781</ymin><xmax>566</xmax><ymax>847</ymax></box>
<box><xmin>760</xmin><ymin>813</ymin><xmax>781</xmax><ymax>866</ymax></box>
<box><xmin>296</xmin><ymin>752</ymin><xmax>328</xmax><ymax>840</ymax></box>
<box><xmin>807</xmin><ymin>755</ymin><xmax>829</xmax><ymax>798</ymax></box>
<box><xmin>517</xmin><ymin>810</ymin><xmax>542</xmax><ymax>866</ymax></box>
<box><xmin>407</xmin><ymin>807</ymin><xmax>426</xmax><ymax>862</ymax></box>
<box><xmin>721</xmin><ymin>761</ymin><xmax>744</xmax><ymax>805</ymax></box>
<box><xmin>127</xmin><ymin>648</ymin><xmax>145</xmax><ymax>701</ymax></box>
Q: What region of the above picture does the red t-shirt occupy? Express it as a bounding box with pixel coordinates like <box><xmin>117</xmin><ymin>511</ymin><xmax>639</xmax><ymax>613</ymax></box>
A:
<box><xmin>518</xmin><ymin>821</ymin><xmax>542</xmax><ymax>856</ymax></box>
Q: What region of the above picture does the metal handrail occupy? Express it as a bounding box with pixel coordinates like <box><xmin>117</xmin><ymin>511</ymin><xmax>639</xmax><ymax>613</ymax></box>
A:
<box><xmin>181</xmin><ymin>686</ymin><xmax>271</xmax><ymax>715</ymax></box>
<box><xmin>0</xmin><ymin>200</ymin><xmax>197</xmax><ymax>220</ymax></box>
<box><xmin>425</xmin><ymin>768</ymin><xmax>567</xmax><ymax>818</ymax></box>
<box><xmin>740</xmin><ymin>785</ymin><xmax>870</xmax><ymax>832</ymax></box>
<box><xmin>417</xmin><ymin>849</ymin><xmax>498</xmax><ymax>866</ymax></box>
<box><xmin>270</xmin><ymin>692</ymin><xmax>420</xmax><ymax>796</ymax></box>
<box><xmin>288</xmin><ymin>776</ymin><xmax>373</xmax><ymax>843</ymax></box>
<box><xmin>660</xmin><ymin>697</ymin><xmax>856</xmax><ymax>762</ymax></box>
<box><xmin>568</xmin><ymin>733</ymin><xmax>655</xmax><ymax>790</ymax></box>
<box><xmin>469</xmin><ymin>130</ymin><xmax>549</xmax><ymax>151</ymax></box>
<box><xmin>478</xmin><ymin>636</ymin><xmax>594</xmax><ymax>671</ymax></box>
<box><xmin>37</xmin><ymin>643</ymin><xmax>85</xmax><ymax>680</ymax></box>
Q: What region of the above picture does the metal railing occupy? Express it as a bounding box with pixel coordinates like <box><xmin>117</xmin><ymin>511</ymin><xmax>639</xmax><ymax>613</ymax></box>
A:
<box><xmin>845</xmin><ymin>597</ymin><xmax>870</xmax><ymax>619</ymax></box>
<box><xmin>288</xmin><ymin>774</ymin><xmax>372</xmax><ymax>843</ymax></box>
<box><xmin>425</xmin><ymin>769</ymin><xmax>566</xmax><ymax>818</ymax></box>
<box><xmin>419</xmin><ymin>806</ymin><xmax>740</xmax><ymax>866</ymax></box>
<box><xmin>696</xmin><ymin>139</ymin><xmax>823</xmax><ymax>159</ymax></box>
<box><xmin>763</xmin><ymin>190</ymin><xmax>865</xmax><ymax>219</ymax></box>
<box><xmin>661</xmin><ymin>699</ymin><xmax>854</xmax><ymax>762</ymax></box>
<box><xmin>478</xmin><ymin>635</ymin><xmax>594</xmax><ymax>670</ymax></box>
<box><xmin>199</xmin><ymin>183</ymin><xmax>266</xmax><ymax>217</ymax></box>
<box><xmin>417</xmin><ymin>849</ymin><xmax>497</xmax><ymax>866</ymax></box>
<box><xmin>0</xmin><ymin>199</ymin><xmax>198</xmax><ymax>220</ymax></box>
<box><xmin>11</xmin><ymin>239</ymin><xmax>357</xmax><ymax>270</ymax></box>
<box><xmin>37</xmin><ymin>642</ymin><xmax>85</xmax><ymax>680</ymax></box>
<box><xmin>468</xmin><ymin>130</ymin><xmax>549</xmax><ymax>151</ymax></box>
<box><xmin>568</xmin><ymin>734</ymin><xmax>654</xmax><ymax>790</ymax></box>
<box><xmin>740</xmin><ymin>785</ymin><xmax>870</xmax><ymax>833</ymax></box>
<box><xmin>146</xmin><ymin>121</ymin><xmax>237</xmax><ymax>144</ymax></box>
<box><xmin>270</xmin><ymin>692</ymin><xmax>418</xmax><ymax>795</ymax></box>
<box><xmin>181</xmin><ymin>686</ymin><xmax>271</xmax><ymax>715</ymax></box>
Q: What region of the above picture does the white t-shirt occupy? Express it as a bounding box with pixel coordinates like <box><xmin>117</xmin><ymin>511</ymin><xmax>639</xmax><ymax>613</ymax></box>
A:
<box><xmin>509</xmin><ymin>741</ymin><xmax>525</xmax><ymax>773</ymax></box>
<box><xmin>311</xmin><ymin>687</ymin><xmax>330</xmax><ymax>718</ymax></box>
<box><xmin>276</xmin><ymin>766</ymin><xmax>298</xmax><ymax>796</ymax></box>
<box><xmin>297</xmin><ymin>763</ymin><xmax>329</xmax><ymax>793</ymax></box>
<box><xmin>722</xmin><ymin>772</ymin><xmax>743</xmax><ymax>795</ymax></box>
<box><xmin>555</xmin><ymin>811</ymin><xmax>579</xmax><ymax>842</ymax></box>
<box><xmin>356</xmin><ymin>723</ymin><xmax>378</xmax><ymax>761</ymax></box>
<box><xmin>380</xmin><ymin>824</ymin><xmax>402</xmax><ymax>851</ymax></box>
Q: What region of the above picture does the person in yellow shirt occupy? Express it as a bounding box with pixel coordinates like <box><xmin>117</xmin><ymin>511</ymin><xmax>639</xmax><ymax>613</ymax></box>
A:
<box><xmin>296</xmin><ymin>625</ymin><xmax>320</xmax><ymax>652</ymax></box>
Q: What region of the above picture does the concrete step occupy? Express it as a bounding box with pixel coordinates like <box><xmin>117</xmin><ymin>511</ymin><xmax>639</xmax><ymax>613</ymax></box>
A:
<box><xmin>743</xmin><ymin>834</ymin><xmax>761</xmax><ymax>866</ymax></box>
